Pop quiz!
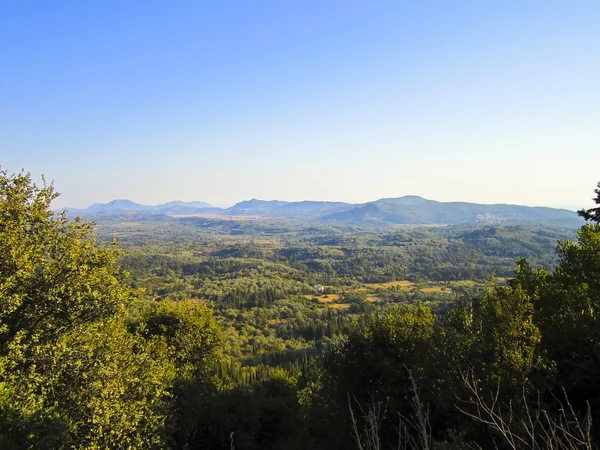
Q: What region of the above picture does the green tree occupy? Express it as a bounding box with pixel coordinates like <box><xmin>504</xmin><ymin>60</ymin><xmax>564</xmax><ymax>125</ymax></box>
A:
<box><xmin>134</xmin><ymin>300</ymin><xmax>223</xmax><ymax>380</ymax></box>
<box><xmin>0</xmin><ymin>170</ymin><xmax>131</xmax><ymax>346</ymax></box>
<box><xmin>529</xmin><ymin>221</ymin><xmax>600</xmax><ymax>418</ymax></box>
<box><xmin>578</xmin><ymin>180</ymin><xmax>600</xmax><ymax>223</ymax></box>
<box><xmin>132</xmin><ymin>300</ymin><xmax>225</xmax><ymax>447</ymax></box>
<box><xmin>471</xmin><ymin>284</ymin><xmax>541</xmax><ymax>385</ymax></box>
<box><xmin>0</xmin><ymin>170</ymin><xmax>181</xmax><ymax>448</ymax></box>
<box><xmin>313</xmin><ymin>305</ymin><xmax>436</xmax><ymax>449</ymax></box>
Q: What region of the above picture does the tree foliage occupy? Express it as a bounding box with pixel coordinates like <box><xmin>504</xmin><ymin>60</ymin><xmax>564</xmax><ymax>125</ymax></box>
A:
<box><xmin>578</xmin><ymin>181</ymin><xmax>600</xmax><ymax>223</ymax></box>
<box><xmin>0</xmin><ymin>170</ymin><xmax>131</xmax><ymax>346</ymax></box>
<box><xmin>0</xmin><ymin>170</ymin><xmax>220</xmax><ymax>448</ymax></box>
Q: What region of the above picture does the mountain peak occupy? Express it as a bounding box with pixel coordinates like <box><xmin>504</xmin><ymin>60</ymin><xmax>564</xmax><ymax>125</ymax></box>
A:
<box><xmin>86</xmin><ymin>199</ymin><xmax>148</xmax><ymax>213</ymax></box>
<box><xmin>69</xmin><ymin>199</ymin><xmax>213</xmax><ymax>216</ymax></box>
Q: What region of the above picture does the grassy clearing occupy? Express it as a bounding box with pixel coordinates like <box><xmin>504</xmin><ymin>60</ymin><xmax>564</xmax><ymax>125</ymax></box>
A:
<box><xmin>304</xmin><ymin>294</ymin><xmax>340</xmax><ymax>303</ymax></box>
<box><xmin>328</xmin><ymin>303</ymin><xmax>351</xmax><ymax>309</ymax></box>
<box><xmin>304</xmin><ymin>278</ymin><xmax>488</xmax><ymax>308</ymax></box>
<box><xmin>365</xmin><ymin>280</ymin><xmax>415</xmax><ymax>288</ymax></box>
<box><xmin>448</xmin><ymin>280</ymin><xmax>479</xmax><ymax>288</ymax></box>
<box><xmin>419</xmin><ymin>286</ymin><xmax>445</xmax><ymax>293</ymax></box>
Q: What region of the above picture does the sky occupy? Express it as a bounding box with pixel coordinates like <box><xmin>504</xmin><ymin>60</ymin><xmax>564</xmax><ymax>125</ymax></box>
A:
<box><xmin>1</xmin><ymin>1</ymin><xmax>599</xmax><ymax>210</ymax></box>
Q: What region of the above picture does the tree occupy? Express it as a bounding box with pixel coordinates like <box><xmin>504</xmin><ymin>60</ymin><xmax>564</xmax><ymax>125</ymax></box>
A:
<box><xmin>134</xmin><ymin>300</ymin><xmax>223</xmax><ymax>381</ymax></box>
<box><xmin>578</xmin><ymin>181</ymin><xmax>600</xmax><ymax>223</ymax></box>
<box><xmin>0</xmin><ymin>170</ymin><xmax>131</xmax><ymax>347</ymax></box>
<box><xmin>313</xmin><ymin>305</ymin><xmax>436</xmax><ymax>449</ymax></box>
<box><xmin>132</xmin><ymin>300</ymin><xmax>224</xmax><ymax>447</ymax></box>
<box><xmin>0</xmin><ymin>170</ymin><xmax>180</xmax><ymax>447</ymax></box>
<box><xmin>471</xmin><ymin>284</ymin><xmax>541</xmax><ymax>385</ymax></box>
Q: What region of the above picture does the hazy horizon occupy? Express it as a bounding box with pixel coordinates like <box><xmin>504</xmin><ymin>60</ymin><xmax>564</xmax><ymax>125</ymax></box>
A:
<box><xmin>59</xmin><ymin>194</ymin><xmax>583</xmax><ymax>212</ymax></box>
<box><xmin>2</xmin><ymin>1</ymin><xmax>598</xmax><ymax>211</ymax></box>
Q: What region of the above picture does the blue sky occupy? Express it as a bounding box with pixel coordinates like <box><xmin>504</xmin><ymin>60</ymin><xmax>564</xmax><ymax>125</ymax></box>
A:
<box><xmin>1</xmin><ymin>1</ymin><xmax>598</xmax><ymax>209</ymax></box>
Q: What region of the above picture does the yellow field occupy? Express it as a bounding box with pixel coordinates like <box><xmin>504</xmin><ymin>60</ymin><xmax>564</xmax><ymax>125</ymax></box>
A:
<box><xmin>448</xmin><ymin>280</ymin><xmax>479</xmax><ymax>287</ymax></box>
<box><xmin>304</xmin><ymin>278</ymin><xmax>470</xmax><ymax>308</ymax></box>
<box><xmin>304</xmin><ymin>294</ymin><xmax>340</xmax><ymax>303</ymax></box>
<box><xmin>328</xmin><ymin>303</ymin><xmax>351</xmax><ymax>309</ymax></box>
<box><xmin>366</xmin><ymin>279</ymin><xmax>494</xmax><ymax>293</ymax></box>
<box><xmin>419</xmin><ymin>286</ymin><xmax>445</xmax><ymax>293</ymax></box>
<box><xmin>365</xmin><ymin>280</ymin><xmax>415</xmax><ymax>288</ymax></box>
<box><xmin>169</xmin><ymin>213</ymin><xmax>262</xmax><ymax>221</ymax></box>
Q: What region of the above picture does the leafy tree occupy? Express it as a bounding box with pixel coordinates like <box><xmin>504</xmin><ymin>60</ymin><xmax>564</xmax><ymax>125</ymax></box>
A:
<box><xmin>528</xmin><ymin>221</ymin><xmax>600</xmax><ymax>419</ymax></box>
<box><xmin>134</xmin><ymin>300</ymin><xmax>223</xmax><ymax>380</ymax></box>
<box><xmin>0</xmin><ymin>170</ymin><xmax>131</xmax><ymax>346</ymax></box>
<box><xmin>312</xmin><ymin>305</ymin><xmax>436</xmax><ymax>449</ymax></box>
<box><xmin>185</xmin><ymin>369</ymin><xmax>303</xmax><ymax>450</ymax></box>
<box><xmin>0</xmin><ymin>171</ymin><xmax>181</xmax><ymax>447</ymax></box>
<box><xmin>578</xmin><ymin>180</ymin><xmax>600</xmax><ymax>223</ymax></box>
<box><xmin>471</xmin><ymin>284</ymin><xmax>541</xmax><ymax>385</ymax></box>
<box><xmin>132</xmin><ymin>300</ymin><xmax>225</xmax><ymax>447</ymax></box>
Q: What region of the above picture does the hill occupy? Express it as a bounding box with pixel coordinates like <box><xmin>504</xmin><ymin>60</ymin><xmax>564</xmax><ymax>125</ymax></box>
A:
<box><xmin>322</xmin><ymin>196</ymin><xmax>582</xmax><ymax>228</ymax></box>
<box><xmin>224</xmin><ymin>199</ymin><xmax>353</xmax><ymax>218</ymax></box>
<box><xmin>64</xmin><ymin>199</ymin><xmax>215</xmax><ymax>217</ymax></box>
<box><xmin>225</xmin><ymin>199</ymin><xmax>289</xmax><ymax>215</ymax></box>
<box><xmin>65</xmin><ymin>196</ymin><xmax>583</xmax><ymax>228</ymax></box>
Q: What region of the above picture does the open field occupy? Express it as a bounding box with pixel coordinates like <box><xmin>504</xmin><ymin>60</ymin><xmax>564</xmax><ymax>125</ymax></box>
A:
<box><xmin>420</xmin><ymin>286</ymin><xmax>446</xmax><ymax>293</ymax></box>
<box><xmin>327</xmin><ymin>303</ymin><xmax>351</xmax><ymax>309</ymax></box>
<box><xmin>304</xmin><ymin>294</ymin><xmax>340</xmax><ymax>303</ymax></box>
<box><xmin>301</xmin><ymin>278</ymin><xmax>498</xmax><ymax>309</ymax></box>
<box><xmin>365</xmin><ymin>280</ymin><xmax>415</xmax><ymax>288</ymax></box>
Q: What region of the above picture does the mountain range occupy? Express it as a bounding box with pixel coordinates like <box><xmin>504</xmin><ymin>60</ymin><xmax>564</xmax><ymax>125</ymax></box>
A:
<box><xmin>64</xmin><ymin>197</ymin><xmax>584</xmax><ymax>228</ymax></box>
<box><xmin>66</xmin><ymin>200</ymin><xmax>217</xmax><ymax>216</ymax></box>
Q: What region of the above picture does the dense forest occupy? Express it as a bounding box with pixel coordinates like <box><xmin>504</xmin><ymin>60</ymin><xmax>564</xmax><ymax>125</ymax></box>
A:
<box><xmin>2</xmin><ymin>169</ymin><xmax>600</xmax><ymax>449</ymax></box>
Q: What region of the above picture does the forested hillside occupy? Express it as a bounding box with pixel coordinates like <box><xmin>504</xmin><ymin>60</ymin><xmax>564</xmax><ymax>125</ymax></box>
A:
<box><xmin>2</xmin><ymin>170</ymin><xmax>600</xmax><ymax>449</ymax></box>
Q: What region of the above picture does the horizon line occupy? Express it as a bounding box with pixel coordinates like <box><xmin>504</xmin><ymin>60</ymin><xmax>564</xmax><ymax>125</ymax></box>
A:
<box><xmin>58</xmin><ymin>195</ymin><xmax>583</xmax><ymax>212</ymax></box>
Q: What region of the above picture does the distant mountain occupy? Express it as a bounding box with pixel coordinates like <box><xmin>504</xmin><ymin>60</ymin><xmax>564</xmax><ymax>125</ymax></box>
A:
<box><xmin>322</xmin><ymin>196</ymin><xmax>583</xmax><ymax>228</ymax></box>
<box><xmin>154</xmin><ymin>201</ymin><xmax>214</xmax><ymax>214</ymax></box>
<box><xmin>323</xmin><ymin>202</ymin><xmax>384</xmax><ymax>222</ymax></box>
<box><xmin>65</xmin><ymin>196</ymin><xmax>583</xmax><ymax>228</ymax></box>
<box><xmin>65</xmin><ymin>199</ymin><xmax>215</xmax><ymax>216</ymax></box>
<box><xmin>276</xmin><ymin>201</ymin><xmax>352</xmax><ymax>216</ymax></box>
<box><xmin>224</xmin><ymin>199</ymin><xmax>354</xmax><ymax>218</ymax></box>
<box><xmin>226</xmin><ymin>199</ymin><xmax>289</xmax><ymax>215</ymax></box>
<box><xmin>86</xmin><ymin>199</ymin><xmax>151</xmax><ymax>215</ymax></box>
<box><xmin>155</xmin><ymin>200</ymin><xmax>212</xmax><ymax>211</ymax></box>
<box><xmin>154</xmin><ymin>205</ymin><xmax>221</xmax><ymax>215</ymax></box>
